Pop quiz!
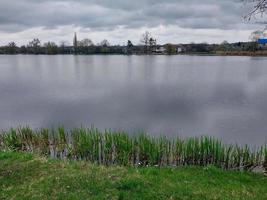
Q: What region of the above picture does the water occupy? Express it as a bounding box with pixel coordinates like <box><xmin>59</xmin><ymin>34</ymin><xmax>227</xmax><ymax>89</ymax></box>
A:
<box><xmin>1</xmin><ymin>55</ymin><xmax>267</xmax><ymax>145</ymax></box>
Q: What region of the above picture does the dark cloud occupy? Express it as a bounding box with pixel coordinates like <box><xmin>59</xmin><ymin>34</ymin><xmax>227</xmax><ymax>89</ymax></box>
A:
<box><xmin>0</xmin><ymin>0</ymin><xmax>256</xmax><ymax>32</ymax></box>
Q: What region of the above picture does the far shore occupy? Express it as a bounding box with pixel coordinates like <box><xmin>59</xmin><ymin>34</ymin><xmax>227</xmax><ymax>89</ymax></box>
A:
<box><xmin>2</xmin><ymin>51</ymin><xmax>267</xmax><ymax>57</ymax></box>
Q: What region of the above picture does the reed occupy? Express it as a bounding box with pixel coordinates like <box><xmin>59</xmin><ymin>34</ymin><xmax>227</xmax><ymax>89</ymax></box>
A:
<box><xmin>0</xmin><ymin>126</ymin><xmax>265</xmax><ymax>171</ymax></box>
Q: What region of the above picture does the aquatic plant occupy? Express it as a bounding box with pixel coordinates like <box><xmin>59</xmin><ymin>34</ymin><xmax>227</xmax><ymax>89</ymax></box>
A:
<box><xmin>0</xmin><ymin>126</ymin><xmax>266</xmax><ymax>171</ymax></box>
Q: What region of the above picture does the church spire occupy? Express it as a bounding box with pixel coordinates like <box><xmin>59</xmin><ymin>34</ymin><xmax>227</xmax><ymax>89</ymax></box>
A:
<box><xmin>73</xmin><ymin>32</ymin><xmax>78</xmax><ymax>54</ymax></box>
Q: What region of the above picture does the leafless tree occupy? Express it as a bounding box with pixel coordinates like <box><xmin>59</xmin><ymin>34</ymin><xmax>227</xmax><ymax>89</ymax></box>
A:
<box><xmin>140</xmin><ymin>31</ymin><xmax>157</xmax><ymax>53</ymax></box>
<box><xmin>250</xmin><ymin>30</ymin><xmax>266</xmax><ymax>41</ymax></box>
<box><xmin>78</xmin><ymin>38</ymin><xmax>94</xmax><ymax>47</ymax></box>
<box><xmin>59</xmin><ymin>41</ymin><xmax>68</xmax><ymax>48</ymax></box>
<box><xmin>28</xmin><ymin>38</ymin><xmax>41</xmax><ymax>54</ymax></box>
<box><xmin>99</xmin><ymin>39</ymin><xmax>110</xmax><ymax>47</ymax></box>
<box><xmin>140</xmin><ymin>31</ymin><xmax>151</xmax><ymax>46</ymax></box>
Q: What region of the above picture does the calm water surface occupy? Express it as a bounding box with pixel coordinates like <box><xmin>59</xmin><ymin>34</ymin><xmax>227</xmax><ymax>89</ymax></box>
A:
<box><xmin>1</xmin><ymin>55</ymin><xmax>267</xmax><ymax>145</ymax></box>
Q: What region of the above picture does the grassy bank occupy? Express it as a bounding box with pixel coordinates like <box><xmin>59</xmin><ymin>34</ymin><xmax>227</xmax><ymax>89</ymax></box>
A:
<box><xmin>0</xmin><ymin>151</ymin><xmax>267</xmax><ymax>200</ymax></box>
<box><xmin>0</xmin><ymin>127</ymin><xmax>266</xmax><ymax>171</ymax></box>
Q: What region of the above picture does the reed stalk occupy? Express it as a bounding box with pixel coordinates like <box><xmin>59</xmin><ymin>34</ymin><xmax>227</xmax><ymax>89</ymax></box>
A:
<box><xmin>0</xmin><ymin>126</ymin><xmax>265</xmax><ymax>171</ymax></box>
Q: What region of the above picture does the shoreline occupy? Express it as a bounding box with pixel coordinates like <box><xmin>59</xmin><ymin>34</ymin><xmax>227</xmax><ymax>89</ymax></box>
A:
<box><xmin>1</xmin><ymin>51</ymin><xmax>267</xmax><ymax>56</ymax></box>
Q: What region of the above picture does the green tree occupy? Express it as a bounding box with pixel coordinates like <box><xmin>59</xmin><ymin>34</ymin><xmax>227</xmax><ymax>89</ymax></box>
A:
<box><xmin>149</xmin><ymin>37</ymin><xmax>156</xmax><ymax>52</ymax></box>
<box><xmin>217</xmin><ymin>41</ymin><xmax>230</xmax><ymax>52</ymax></box>
<box><xmin>44</xmin><ymin>42</ymin><xmax>58</xmax><ymax>54</ymax></box>
<box><xmin>6</xmin><ymin>42</ymin><xmax>17</xmax><ymax>54</ymax></box>
<box><xmin>127</xmin><ymin>40</ymin><xmax>133</xmax><ymax>48</ymax></box>
<box><xmin>126</xmin><ymin>40</ymin><xmax>134</xmax><ymax>54</ymax></box>
<box><xmin>166</xmin><ymin>44</ymin><xmax>176</xmax><ymax>55</ymax></box>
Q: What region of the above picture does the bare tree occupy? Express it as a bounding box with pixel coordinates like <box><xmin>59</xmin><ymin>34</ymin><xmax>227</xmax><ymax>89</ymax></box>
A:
<box><xmin>140</xmin><ymin>31</ymin><xmax>153</xmax><ymax>53</ymax></box>
<box><xmin>28</xmin><ymin>38</ymin><xmax>41</xmax><ymax>54</ymax></box>
<box><xmin>99</xmin><ymin>39</ymin><xmax>110</xmax><ymax>47</ymax></box>
<box><xmin>250</xmin><ymin>30</ymin><xmax>266</xmax><ymax>41</ymax></box>
<box><xmin>59</xmin><ymin>41</ymin><xmax>69</xmax><ymax>48</ymax></box>
<box><xmin>140</xmin><ymin>31</ymin><xmax>151</xmax><ymax>46</ymax></box>
<box><xmin>79</xmin><ymin>38</ymin><xmax>94</xmax><ymax>47</ymax></box>
<box><xmin>28</xmin><ymin>38</ymin><xmax>41</xmax><ymax>48</ymax></box>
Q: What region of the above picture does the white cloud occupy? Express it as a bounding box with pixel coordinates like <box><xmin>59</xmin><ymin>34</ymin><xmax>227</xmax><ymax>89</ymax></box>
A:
<box><xmin>0</xmin><ymin>25</ymin><xmax>256</xmax><ymax>46</ymax></box>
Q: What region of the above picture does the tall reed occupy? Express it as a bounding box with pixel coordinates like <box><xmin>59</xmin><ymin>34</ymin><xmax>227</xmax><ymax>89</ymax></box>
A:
<box><xmin>0</xmin><ymin>126</ymin><xmax>265</xmax><ymax>171</ymax></box>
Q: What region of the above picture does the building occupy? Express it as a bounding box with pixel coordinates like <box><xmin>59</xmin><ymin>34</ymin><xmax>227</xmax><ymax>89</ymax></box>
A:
<box><xmin>176</xmin><ymin>45</ymin><xmax>186</xmax><ymax>53</ymax></box>
<box><xmin>155</xmin><ymin>44</ymin><xmax>186</xmax><ymax>54</ymax></box>
<box><xmin>258</xmin><ymin>38</ymin><xmax>267</xmax><ymax>50</ymax></box>
<box><xmin>73</xmin><ymin>32</ymin><xmax>78</xmax><ymax>54</ymax></box>
<box><xmin>258</xmin><ymin>38</ymin><xmax>267</xmax><ymax>45</ymax></box>
<box><xmin>155</xmin><ymin>46</ymin><xmax>166</xmax><ymax>54</ymax></box>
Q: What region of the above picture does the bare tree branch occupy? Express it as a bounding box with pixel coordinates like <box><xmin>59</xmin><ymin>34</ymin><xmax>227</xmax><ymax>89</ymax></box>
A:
<box><xmin>243</xmin><ymin>0</ymin><xmax>267</xmax><ymax>20</ymax></box>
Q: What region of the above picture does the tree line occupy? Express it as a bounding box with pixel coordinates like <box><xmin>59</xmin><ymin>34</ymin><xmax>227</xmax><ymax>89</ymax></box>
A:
<box><xmin>0</xmin><ymin>30</ymin><xmax>266</xmax><ymax>55</ymax></box>
<box><xmin>0</xmin><ymin>38</ymin><xmax>124</xmax><ymax>55</ymax></box>
<box><xmin>0</xmin><ymin>0</ymin><xmax>266</xmax><ymax>55</ymax></box>
<box><xmin>0</xmin><ymin>31</ymin><xmax>161</xmax><ymax>55</ymax></box>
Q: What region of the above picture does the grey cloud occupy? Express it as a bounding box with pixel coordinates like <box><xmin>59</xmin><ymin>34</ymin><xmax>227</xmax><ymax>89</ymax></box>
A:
<box><xmin>0</xmin><ymin>0</ymin><xmax>256</xmax><ymax>33</ymax></box>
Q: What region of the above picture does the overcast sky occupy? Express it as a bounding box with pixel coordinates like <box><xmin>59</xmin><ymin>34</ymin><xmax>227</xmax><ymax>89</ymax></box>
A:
<box><xmin>0</xmin><ymin>0</ymin><xmax>265</xmax><ymax>45</ymax></box>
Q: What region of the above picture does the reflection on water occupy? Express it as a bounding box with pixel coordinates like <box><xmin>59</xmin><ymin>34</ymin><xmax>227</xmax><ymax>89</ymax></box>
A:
<box><xmin>1</xmin><ymin>55</ymin><xmax>267</xmax><ymax>145</ymax></box>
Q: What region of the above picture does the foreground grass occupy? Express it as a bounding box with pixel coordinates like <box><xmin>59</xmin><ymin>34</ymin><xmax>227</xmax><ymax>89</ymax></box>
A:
<box><xmin>0</xmin><ymin>151</ymin><xmax>267</xmax><ymax>200</ymax></box>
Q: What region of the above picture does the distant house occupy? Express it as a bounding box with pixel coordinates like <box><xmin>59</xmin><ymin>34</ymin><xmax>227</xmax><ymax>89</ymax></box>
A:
<box><xmin>155</xmin><ymin>44</ymin><xmax>186</xmax><ymax>54</ymax></box>
<box><xmin>176</xmin><ymin>45</ymin><xmax>186</xmax><ymax>53</ymax></box>
<box><xmin>155</xmin><ymin>46</ymin><xmax>166</xmax><ymax>54</ymax></box>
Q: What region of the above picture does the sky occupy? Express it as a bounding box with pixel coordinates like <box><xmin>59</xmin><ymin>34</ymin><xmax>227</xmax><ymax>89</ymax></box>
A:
<box><xmin>0</xmin><ymin>0</ymin><xmax>265</xmax><ymax>46</ymax></box>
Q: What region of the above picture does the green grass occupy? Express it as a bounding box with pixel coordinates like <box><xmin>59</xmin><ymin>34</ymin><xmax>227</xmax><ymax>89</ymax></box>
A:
<box><xmin>0</xmin><ymin>126</ymin><xmax>266</xmax><ymax>171</ymax></box>
<box><xmin>0</xmin><ymin>151</ymin><xmax>266</xmax><ymax>200</ymax></box>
